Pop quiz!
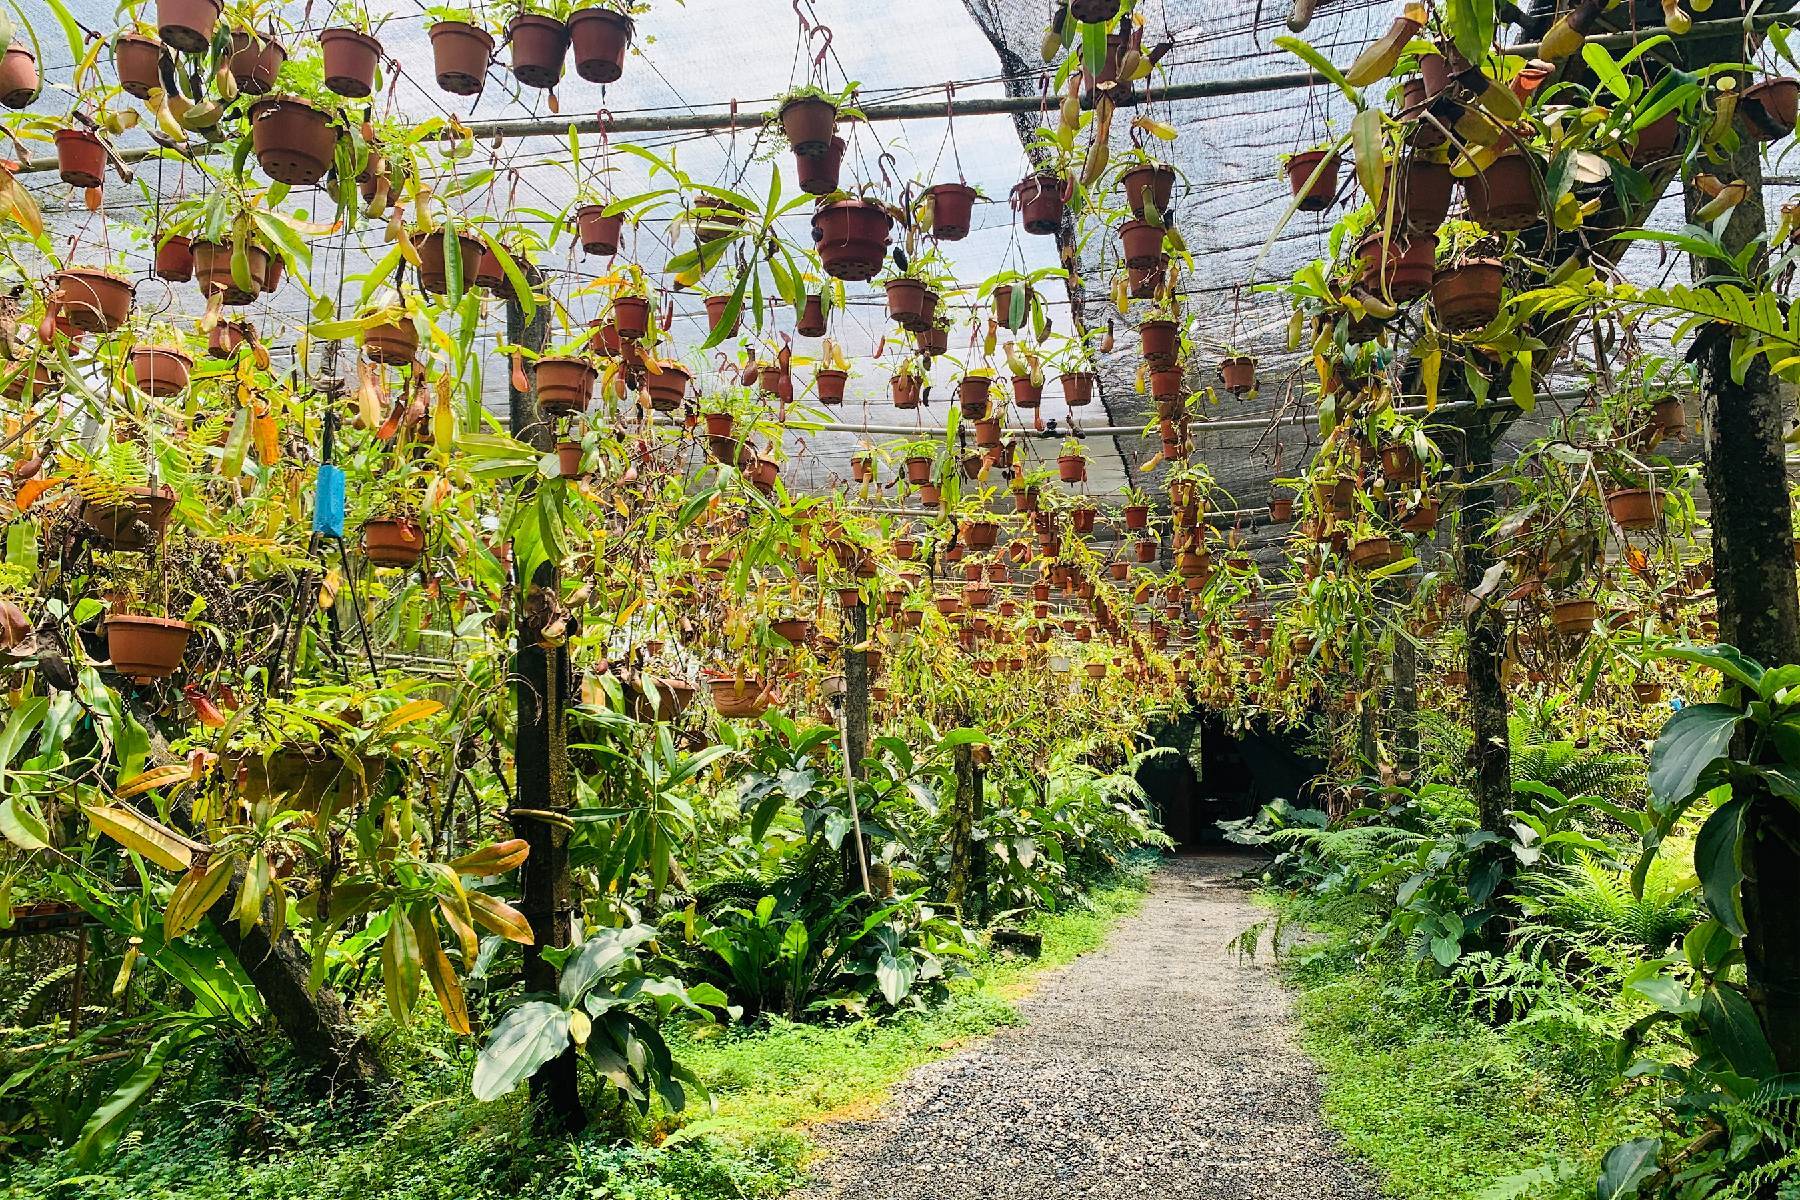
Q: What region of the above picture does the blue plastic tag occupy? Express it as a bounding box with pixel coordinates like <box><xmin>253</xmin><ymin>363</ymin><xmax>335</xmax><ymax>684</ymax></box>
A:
<box><xmin>313</xmin><ymin>464</ymin><xmax>346</xmax><ymax>537</ymax></box>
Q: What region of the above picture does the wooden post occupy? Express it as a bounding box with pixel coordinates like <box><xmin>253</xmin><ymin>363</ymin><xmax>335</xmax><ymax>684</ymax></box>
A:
<box><xmin>1454</xmin><ymin>419</ymin><xmax>1511</xmax><ymax>840</ymax></box>
<box><xmin>504</xmin><ymin>273</ymin><xmax>583</xmax><ymax>1131</ymax></box>
<box><xmin>1686</xmin><ymin>138</ymin><xmax>1800</xmax><ymax>1071</ymax></box>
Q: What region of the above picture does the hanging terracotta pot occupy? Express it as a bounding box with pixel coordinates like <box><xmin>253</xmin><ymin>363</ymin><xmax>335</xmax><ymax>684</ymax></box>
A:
<box><xmin>113</xmin><ymin>34</ymin><xmax>161</xmax><ymax>99</ymax></box>
<box><xmin>974</xmin><ymin>417</ymin><xmax>1002</xmax><ymax>447</ymax></box>
<box><xmin>781</xmin><ymin>96</ymin><xmax>838</xmax><ymax>156</ymax></box>
<box><xmin>153</xmin><ymin>234</ymin><xmax>193</xmax><ymax>282</ymax></box>
<box><xmin>1219</xmin><ymin>356</ymin><xmax>1256</xmax><ymax>395</ymax></box>
<box><xmin>796</xmin><ymin>136</ymin><xmax>845</xmax><ymax>195</ymax></box>
<box><xmin>916</xmin><ymin>324</ymin><xmax>948</xmax><ymax>356</ymax></box>
<box><xmin>1120</xmin><ymin>219</ymin><xmax>1165</xmax><ymax>269</ymax></box>
<box><xmin>1742</xmin><ymin>77</ymin><xmax>1800</xmax><ymax>141</ymax></box>
<box><xmin>1011</xmin><ymin>375</ymin><xmax>1043</xmax><ymax>408</ymax></box>
<box><xmin>156</xmin><ymin>0</ymin><xmax>221</xmax><ymax>52</ymax></box>
<box><xmin>1060</xmin><ymin>371</ymin><xmax>1095</xmax><ymax>407</ymax></box>
<box><xmin>1269</xmin><ymin>496</ymin><xmax>1294</xmax><ymax>523</ymax></box>
<box><xmin>885</xmin><ymin>278</ymin><xmax>936</xmax><ymax>331</ymax></box>
<box><xmin>364</xmin><ymin>517</ymin><xmax>425</xmax><ymax>566</ymax></box>
<box><xmin>1140</xmin><ymin>318</ymin><xmax>1179</xmax><ymax>367</ymax></box>
<box><xmin>1464</xmin><ymin>151</ymin><xmax>1541</xmax><ymax>231</ymax></box>
<box><xmin>430</xmin><ymin>20</ymin><xmax>493</xmax><ymax>95</ymax></box>
<box><xmin>964</xmin><ymin>519</ymin><xmax>999</xmax><ymax>550</ymax></box>
<box><xmin>54</xmin><ymin>269</ymin><xmax>133</xmax><ymax>333</ymax></box>
<box><xmin>362</xmin><ymin>320</ymin><xmax>418</xmax><ymax>365</ymax></box>
<box><xmin>535</xmin><ymin>356</ymin><xmax>597</xmax><ymax>413</ymax></box>
<box><xmin>1284</xmin><ymin>149</ymin><xmax>1338</xmax><ymax>211</ymax></box>
<box><xmin>83</xmin><ymin>485</ymin><xmax>176</xmax><ymax>551</ymax></box>
<box><xmin>192</xmin><ymin>240</ymin><xmax>267</xmax><ymax>305</ymax></box>
<box><xmin>106</xmin><ymin>614</ymin><xmax>192</xmax><ymax>679</ymax></box>
<box><xmin>814</xmin><ymin>368</ymin><xmax>847</xmax><ymax>404</ymax></box>
<box><xmin>1127</xmin><ymin>258</ymin><xmax>1167</xmax><ymax>298</ymax></box>
<box><xmin>1348</xmin><ymin>536</ymin><xmax>1402</xmax><ymax>570</ymax></box>
<box><xmin>417</xmin><ymin>229</ymin><xmax>483</xmax><ymax>295</ymax></box>
<box><xmin>797</xmin><ymin>293</ymin><xmax>827</xmax><ymax>337</ymax></box>
<box><xmin>1121</xmin><ymin>162</ymin><xmax>1176</xmax><ymax>221</ymax></box>
<box><xmin>890</xmin><ymin>373</ymin><xmax>921</xmax><ymax>409</ymax></box>
<box><xmin>0</xmin><ymin>42</ymin><xmax>36</xmax><ymax>109</ymax></box>
<box><xmin>249</xmin><ymin>97</ymin><xmax>338</xmax><ymax>187</ymax></box>
<box><xmin>1150</xmin><ymin>368</ymin><xmax>1184</xmax><ymax>402</ymax></box>
<box><xmin>509</xmin><ymin>14</ymin><xmax>568</xmax><ymax>88</ymax></box>
<box><xmin>1650</xmin><ymin>396</ymin><xmax>1685</xmax><ymax>434</ymax></box>
<box><xmin>1630</xmin><ymin>111</ymin><xmax>1681</xmax><ymax>166</ymax></box>
<box><xmin>1551</xmin><ymin>597</ymin><xmax>1599</xmax><ymax>636</ymax></box>
<box><xmin>1400</xmin><ymin>500</ymin><xmax>1439</xmax><ymax>532</ymax></box>
<box><xmin>645</xmin><ymin>364</ymin><xmax>691</xmax><ymax>411</ymax></box>
<box><xmin>1432</xmin><ymin>259</ymin><xmax>1504</xmax><ymax>332</ymax></box>
<box><xmin>474</xmin><ymin>243</ymin><xmax>508</xmax><ymax>292</ymax></box>
<box><xmin>227</xmin><ymin>31</ymin><xmax>284</xmax><ymax>94</ymax></box>
<box><xmin>812</xmin><ymin>199</ymin><xmax>892</xmax><ymax>281</ymax></box>
<box><xmin>574</xmin><ymin>204</ymin><xmax>624</xmax><ymax>255</ymax></box>
<box><xmin>321</xmin><ymin>27</ymin><xmax>381</xmax><ymax>96</ymax></box>
<box><xmin>568</xmin><ymin>6</ymin><xmax>632</xmax><ymax>83</ymax></box>
<box><xmin>557</xmin><ymin>440</ymin><xmax>583</xmax><ymax>477</ymax></box>
<box><xmin>1</xmin><ymin>357</ymin><xmax>56</xmax><ymax>402</ymax></box>
<box><xmin>131</xmin><ymin>345</ymin><xmax>192</xmax><ymax>396</ymax></box>
<box><xmin>1059</xmin><ymin>454</ymin><xmax>1087</xmax><ymax>483</ymax></box>
<box><xmin>207</xmin><ymin>320</ymin><xmax>250</xmax><ymax>358</ymax></box>
<box><xmin>1355</xmin><ymin>233</ymin><xmax>1434</xmax><ymax>301</ymax></box>
<box><xmin>748</xmin><ymin>457</ymin><xmax>780</xmax><ymax>492</ymax></box>
<box><xmin>924</xmin><ymin>182</ymin><xmax>978</xmax><ymax>239</ymax></box>
<box><xmin>1388</xmin><ymin>158</ymin><xmax>1453</xmax><ymax>235</ymax></box>
<box><xmin>55</xmin><ymin>128</ymin><xmax>105</xmax><ymax>189</ymax></box>
<box><xmin>1012</xmin><ymin>171</ymin><xmax>1065</xmax><ymax>234</ymax></box>
<box><xmin>703</xmin><ymin>293</ymin><xmax>739</xmax><ymax>337</ymax></box>
<box><xmin>610</xmin><ymin>294</ymin><xmax>651</xmax><ymax>341</ymax></box>
<box><xmin>1606</xmin><ymin>487</ymin><xmax>1658</xmax><ymax>530</ymax></box>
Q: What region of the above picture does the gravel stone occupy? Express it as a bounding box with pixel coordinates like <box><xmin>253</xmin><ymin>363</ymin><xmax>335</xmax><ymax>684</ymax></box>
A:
<box><xmin>788</xmin><ymin>853</ymin><xmax>1374</xmax><ymax>1200</ymax></box>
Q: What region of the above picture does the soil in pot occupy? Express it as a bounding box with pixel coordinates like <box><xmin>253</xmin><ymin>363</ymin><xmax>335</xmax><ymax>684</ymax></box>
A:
<box><xmin>55</xmin><ymin>129</ymin><xmax>105</xmax><ymax>189</ymax></box>
<box><xmin>157</xmin><ymin>0</ymin><xmax>221</xmax><ymax>53</ymax></box>
<box><xmin>249</xmin><ymin>98</ymin><xmax>339</xmax><ymax>187</ymax></box>
<box><xmin>1432</xmin><ymin>259</ymin><xmax>1504</xmax><ymax>331</ymax></box>
<box><xmin>781</xmin><ymin>96</ymin><xmax>838</xmax><ymax>156</ymax></box>
<box><xmin>796</xmin><ymin>136</ymin><xmax>844</xmax><ymax>195</ymax></box>
<box><xmin>430</xmin><ymin>20</ymin><xmax>493</xmax><ymax>95</ymax></box>
<box><xmin>132</xmin><ymin>346</ymin><xmax>193</xmax><ymax>396</ymax></box>
<box><xmin>568</xmin><ymin>6</ymin><xmax>632</xmax><ymax>83</ymax></box>
<box><xmin>924</xmin><ymin>182</ymin><xmax>978</xmax><ymax>239</ymax></box>
<box><xmin>509</xmin><ymin>14</ymin><xmax>568</xmax><ymax>88</ymax></box>
<box><xmin>1012</xmin><ymin>172</ymin><xmax>1065</xmax><ymax>234</ymax></box>
<box><xmin>363</xmin><ymin>517</ymin><xmax>425</xmax><ymax>566</ymax></box>
<box><xmin>417</xmin><ymin>229</ymin><xmax>483</xmax><ymax>295</ymax></box>
<box><xmin>814</xmin><ymin>368</ymin><xmax>847</xmax><ymax>404</ymax></box>
<box><xmin>1061</xmin><ymin>371</ymin><xmax>1095</xmax><ymax>407</ymax></box>
<box><xmin>535</xmin><ymin>356</ymin><xmax>597</xmax><ymax>413</ymax></box>
<box><xmin>1121</xmin><ymin>163</ymin><xmax>1176</xmax><ymax>221</ymax></box>
<box><xmin>811</xmin><ymin>200</ymin><xmax>892</xmax><ymax>281</ymax></box>
<box><xmin>1464</xmin><ymin>151</ymin><xmax>1540</xmax><ymax>231</ymax></box>
<box><xmin>106</xmin><ymin>614</ymin><xmax>192</xmax><ymax>679</ymax></box>
<box><xmin>114</xmin><ymin>34</ymin><xmax>162</xmax><ymax>99</ymax></box>
<box><xmin>1285</xmin><ymin>149</ymin><xmax>1339</xmax><ymax>211</ymax></box>
<box><xmin>55</xmin><ymin>269</ymin><xmax>132</xmax><ymax>333</ymax></box>
<box><xmin>321</xmin><ymin>27</ymin><xmax>381</xmax><ymax>97</ymax></box>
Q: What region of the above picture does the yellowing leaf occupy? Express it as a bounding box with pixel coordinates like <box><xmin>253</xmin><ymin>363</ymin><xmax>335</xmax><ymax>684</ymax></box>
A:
<box><xmin>466</xmin><ymin>890</ymin><xmax>535</xmax><ymax>945</ymax></box>
<box><xmin>83</xmin><ymin>804</ymin><xmax>201</xmax><ymax>872</ymax></box>
<box><xmin>377</xmin><ymin>699</ymin><xmax>444</xmax><ymax>732</ymax></box>
<box><xmin>115</xmin><ymin>763</ymin><xmax>195</xmax><ymax>800</ymax></box>
<box><xmin>165</xmin><ymin>854</ymin><xmax>237</xmax><ymax>938</ymax></box>
<box><xmin>414</xmin><ymin>909</ymin><xmax>470</xmax><ymax>1035</ymax></box>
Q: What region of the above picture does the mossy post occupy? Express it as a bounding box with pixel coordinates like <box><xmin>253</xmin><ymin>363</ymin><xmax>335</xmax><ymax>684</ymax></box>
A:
<box><xmin>506</xmin><ymin>271</ymin><xmax>583</xmax><ymax>1131</ymax></box>
<box><xmin>842</xmin><ymin>602</ymin><xmax>871</xmax><ymax>890</ymax></box>
<box><xmin>1687</xmin><ymin>132</ymin><xmax>1800</xmax><ymax>1071</ymax></box>
<box><xmin>1453</xmin><ymin>418</ymin><xmax>1510</xmax><ymax>842</ymax></box>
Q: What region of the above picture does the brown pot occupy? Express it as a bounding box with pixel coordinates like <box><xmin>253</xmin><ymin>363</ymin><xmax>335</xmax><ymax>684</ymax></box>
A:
<box><xmin>1120</xmin><ymin>219</ymin><xmax>1165</xmax><ymax>269</ymax></box>
<box><xmin>1650</xmin><ymin>396</ymin><xmax>1685</xmax><ymax>434</ymax></box>
<box><xmin>568</xmin><ymin>6</ymin><xmax>632</xmax><ymax>83</ymax></box>
<box><xmin>509</xmin><ymin>13</ymin><xmax>568</xmax><ymax>88</ymax></box>
<box><xmin>885</xmin><ymin>278</ymin><xmax>936</xmax><ymax>331</ymax></box>
<box><xmin>964</xmin><ymin>519</ymin><xmax>999</xmax><ymax>550</ymax></box>
<box><xmin>1</xmin><ymin>357</ymin><xmax>55</xmax><ymax>401</ymax></box>
<box><xmin>113</xmin><ymin>34</ymin><xmax>161</xmax><ymax>99</ymax></box>
<box><xmin>1551</xmin><ymin>598</ymin><xmax>1599</xmax><ymax>636</ymax></box>
<box><xmin>1050</xmin><ymin>372</ymin><xmax>1092</xmax><ymax>408</ymax></box>
<box><xmin>192</xmin><ymin>240</ymin><xmax>268</xmax><ymax>305</ymax></box>
<box><xmin>321</xmin><ymin>27</ymin><xmax>381</xmax><ymax>97</ymax></box>
<box><xmin>796</xmin><ymin>136</ymin><xmax>844</xmax><ymax>195</ymax></box>
<box><xmin>417</xmin><ymin>229</ymin><xmax>483</xmax><ymax>295</ymax></box>
<box><xmin>797</xmin><ymin>294</ymin><xmax>827</xmax><ymax>337</ymax></box>
<box><xmin>1432</xmin><ymin>259</ymin><xmax>1504</xmax><ymax>332</ymax></box>
<box><xmin>918</xmin><ymin>482</ymin><xmax>941</xmax><ymax>504</ymax></box>
<box><xmin>1011</xmin><ymin>375</ymin><xmax>1044</xmax><ymax>408</ymax></box>
<box><xmin>1121</xmin><ymin>163</ymin><xmax>1176</xmax><ymax>221</ymax></box>
<box><xmin>1269</xmin><ymin>496</ymin><xmax>1294</xmax><ymax>523</ymax></box>
<box><xmin>207</xmin><ymin>320</ymin><xmax>250</xmax><ymax>358</ymax></box>
<box><xmin>1389</xmin><ymin>158</ymin><xmax>1454</xmax><ymax>235</ymax></box>
<box><xmin>1464</xmin><ymin>151</ymin><xmax>1540</xmax><ymax>231</ymax></box>
<box><xmin>1633</xmin><ymin>681</ymin><xmax>1665</xmax><ymax>704</ymax></box>
<box><xmin>781</xmin><ymin>96</ymin><xmax>839</xmax><ymax>157</ymax></box>
<box><xmin>974</xmin><ymin>417</ymin><xmax>1002</xmax><ymax>447</ymax></box>
<box><xmin>227</xmin><ymin>32</ymin><xmax>284</xmax><ymax>94</ymax></box>
<box><xmin>1150</xmin><ymin>368</ymin><xmax>1184</xmax><ymax>402</ymax></box>
<box><xmin>916</xmin><ymin>324</ymin><xmax>948</xmax><ymax>356</ymax></box>
<box><xmin>430</xmin><ymin>20</ymin><xmax>493</xmax><ymax>96</ymax></box>
<box><xmin>904</xmin><ymin>456</ymin><xmax>934</xmax><ymax>486</ymax></box>
<box><xmin>1606</xmin><ymin>487</ymin><xmax>1659</xmax><ymax>531</ymax></box>
<box><xmin>131</xmin><ymin>346</ymin><xmax>193</xmax><ymax>397</ymax></box>
<box><xmin>815</xmin><ymin>368</ymin><xmax>847</xmax><ymax>404</ymax></box>
<box><xmin>105</xmin><ymin>615</ymin><xmax>192</xmax><ymax>679</ymax></box>
<box><xmin>1285</xmin><ymin>149</ymin><xmax>1338</xmax><ymax>212</ymax></box>
<box><xmin>153</xmin><ymin>234</ymin><xmax>193</xmax><ymax>282</ymax></box>
<box><xmin>704</xmin><ymin>293</ymin><xmax>739</xmax><ymax>337</ymax></box>
<box><xmin>156</xmin><ymin>0</ymin><xmax>221</xmax><ymax>53</ymax></box>
<box><xmin>924</xmin><ymin>182</ymin><xmax>978</xmax><ymax>240</ymax></box>
<box><xmin>1058</xmin><ymin>454</ymin><xmax>1087</xmax><ymax>484</ymax></box>
<box><xmin>55</xmin><ymin>128</ymin><xmax>105</xmax><ymax>189</ymax></box>
<box><xmin>1140</xmin><ymin>319</ymin><xmax>1179</xmax><ymax>368</ymax></box>
<box><xmin>536</xmin><ymin>356</ymin><xmax>597</xmax><ymax>413</ymax></box>
<box><xmin>1349</xmin><ymin>537</ymin><xmax>1403</xmax><ymax>570</ymax></box>
<box><xmin>645</xmin><ymin>364</ymin><xmax>691</xmax><ymax>411</ymax></box>
<box><xmin>607</xmin><ymin>295</ymin><xmax>650</xmax><ymax>342</ymax></box>
<box><xmin>1400</xmin><ymin>501</ymin><xmax>1439</xmax><ymax>533</ymax></box>
<box><xmin>1631</xmin><ymin>110</ymin><xmax>1681</xmax><ymax>165</ymax></box>
<box><xmin>83</xmin><ymin>485</ymin><xmax>176</xmax><ymax>550</ymax></box>
<box><xmin>363</xmin><ymin>516</ymin><xmax>425</xmax><ymax>566</ymax></box>
<box><xmin>249</xmin><ymin>98</ymin><xmax>338</xmax><ymax>187</ymax></box>
<box><xmin>557</xmin><ymin>440</ymin><xmax>583</xmax><ymax>477</ymax></box>
<box><xmin>1220</xmin><ymin>356</ymin><xmax>1256</xmax><ymax>395</ymax></box>
<box><xmin>812</xmin><ymin>199</ymin><xmax>892</xmax><ymax>281</ymax></box>
<box><xmin>1742</xmin><ymin>77</ymin><xmax>1800</xmax><ymax>141</ymax></box>
<box><xmin>891</xmin><ymin>373</ymin><xmax>921</xmax><ymax>409</ymax></box>
<box><xmin>55</xmin><ymin>269</ymin><xmax>132</xmax><ymax>333</ymax></box>
<box><xmin>1012</xmin><ymin>172</ymin><xmax>1065</xmax><ymax>234</ymax></box>
<box><xmin>1356</xmin><ymin>233</ymin><xmax>1435</xmax><ymax>301</ymax></box>
<box><xmin>0</xmin><ymin>42</ymin><xmax>35</xmax><ymax>109</ymax></box>
<box><xmin>363</xmin><ymin>320</ymin><xmax>418</xmax><ymax>365</ymax></box>
<box><xmin>748</xmin><ymin>457</ymin><xmax>780</xmax><ymax>491</ymax></box>
<box><xmin>1127</xmin><ymin>259</ymin><xmax>1167</xmax><ymax>298</ymax></box>
<box><xmin>629</xmin><ymin>676</ymin><xmax>695</xmax><ymax>722</ymax></box>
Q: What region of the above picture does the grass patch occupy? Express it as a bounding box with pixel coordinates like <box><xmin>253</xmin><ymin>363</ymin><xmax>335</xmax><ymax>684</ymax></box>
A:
<box><xmin>2</xmin><ymin>861</ymin><xmax>1153</xmax><ymax>1200</ymax></box>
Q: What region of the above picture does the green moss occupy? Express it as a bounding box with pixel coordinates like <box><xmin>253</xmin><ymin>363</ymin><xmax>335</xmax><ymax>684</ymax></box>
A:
<box><xmin>1265</xmin><ymin>891</ymin><xmax>1657</xmax><ymax>1200</ymax></box>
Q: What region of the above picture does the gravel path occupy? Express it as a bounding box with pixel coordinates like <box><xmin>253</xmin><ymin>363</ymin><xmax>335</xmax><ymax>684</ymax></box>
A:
<box><xmin>789</xmin><ymin>853</ymin><xmax>1374</xmax><ymax>1200</ymax></box>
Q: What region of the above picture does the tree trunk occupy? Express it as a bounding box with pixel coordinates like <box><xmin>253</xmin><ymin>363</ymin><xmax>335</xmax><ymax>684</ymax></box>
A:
<box><xmin>505</xmin><ymin>276</ymin><xmax>584</xmax><ymax>1131</ymax></box>
<box><xmin>1390</xmin><ymin>628</ymin><xmax>1419</xmax><ymax>785</ymax></box>
<box><xmin>841</xmin><ymin>603</ymin><xmax>871</xmax><ymax>891</ymax></box>
<box><xmin>945</xmin><ymin>741</ymin><xmax>978</xmax><ymax>917</ymax></box>
<box><xmin>1455</xmin><ymin>421</ymin><xmax>1511</xmax><ymax>838</ymax></box>
<box><xmin>1687</xmin><ymin>140</ymin><xmax>1800</xmax><ymax>1072</ymax></box>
